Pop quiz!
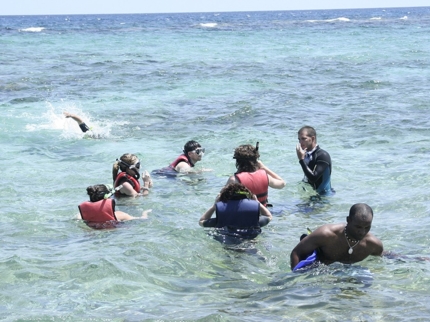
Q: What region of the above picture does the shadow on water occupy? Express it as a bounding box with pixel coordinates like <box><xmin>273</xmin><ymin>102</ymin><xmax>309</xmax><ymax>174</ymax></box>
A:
<box><xmin>294</xmin><ymin>183</ymin><xmax>335</xmax><ymax>215</ymax></box>
<box><xmin>207</xmin><ymin>228</ymin><xmax>267</xmax><ymax>260</ymax></box>
<box><xmin>151</xmin><ymin>168</ymin><xmax>206</xmax><ymax>186</ymax></box>
<box><xmin>269</xmin><ymin>263</ymin><xmax>374</xmax><ymax>290</ymax></box>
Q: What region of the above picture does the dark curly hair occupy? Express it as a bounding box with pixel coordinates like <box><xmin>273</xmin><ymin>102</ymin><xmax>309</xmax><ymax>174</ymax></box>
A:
<box><xmin>233</xmin><ymin>144</ymin><xmax>260</xmax><ymax>173</ymax></box>
<box><xmin>218</xmin><ymin>183</ymin><xmax>253</xmax><ymax>203</ymax></box>
<box><xmin>86</xmin><ymin>184</ymin><xmax>110</xmax><ymax>202</ymax></box>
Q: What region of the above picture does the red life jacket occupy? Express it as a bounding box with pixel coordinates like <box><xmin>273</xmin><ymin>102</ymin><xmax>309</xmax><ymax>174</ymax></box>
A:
<box><xmin>169</xmin><ymin>154</ymin><xmax>193</xmax><ymax>170</ymax></box>
<box><xmin>78</xmin><ymin>199</ymin><xmax>118</xmax><ymax>229</ymax></box>
<box><xmin>235</xmin><ymin>169</ymin><xmax>269</xmax><ymax>205</ymax></box>
<box><xmin>114</xmin><ymin>172</ymin><xmax>140</xmax><ymax>195</ymax></box>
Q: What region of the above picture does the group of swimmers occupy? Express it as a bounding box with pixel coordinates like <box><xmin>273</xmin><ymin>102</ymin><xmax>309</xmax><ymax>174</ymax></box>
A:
<box><xmin>66</xmin><ymin>111</ymin><xmax>385</xmax><ymax>271</ymax></box>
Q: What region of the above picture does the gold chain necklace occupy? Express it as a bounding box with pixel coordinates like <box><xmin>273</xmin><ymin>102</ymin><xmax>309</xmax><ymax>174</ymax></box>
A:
<box><xmin>344</xmin><ymin>226</ymin><xmax>360</xmax><ymax>254</ymax></box>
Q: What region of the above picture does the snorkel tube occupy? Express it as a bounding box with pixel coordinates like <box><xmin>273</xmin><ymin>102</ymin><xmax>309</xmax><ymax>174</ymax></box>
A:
<box><xmin>104</xmin><ymin>185</ymin><xmax>123</xmax><ymax>199</ymax></box>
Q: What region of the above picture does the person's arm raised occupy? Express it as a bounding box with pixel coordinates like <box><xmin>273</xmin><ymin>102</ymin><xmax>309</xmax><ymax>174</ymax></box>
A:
<box><xmin>258</xmin><ymin>160</ymin><xmax>285</xmax><ymax>189</ymax></box>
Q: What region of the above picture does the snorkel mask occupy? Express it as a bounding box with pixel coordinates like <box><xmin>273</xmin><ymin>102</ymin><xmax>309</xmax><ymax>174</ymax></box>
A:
<box><xmin>234</xmin><ymin>190</ymin><xmax>252</xmax><ymax>200</ymax></box>
<box><xmin>117</xmin><ymin>158</ymin><xmax>141</xmax><ymax>180</ymax></box>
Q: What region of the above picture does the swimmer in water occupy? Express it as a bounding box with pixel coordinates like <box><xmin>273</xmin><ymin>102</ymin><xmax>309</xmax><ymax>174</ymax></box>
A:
<box><xmin>199</xmin><ymin>183</ymin><xmax>272</xmax><ymax>239</ymax></box>
<box><xmin>78</xmin><ymin>184</ymin><xmax>151</xmax><ymax>229</ymax></box>
<box><xmin>290</xmin><ymin>203</ymin><xmax>383</xmax><ymax>271</ymax></box>
<box><xmin>113</xmin><ymin>153</ymin><xmax>153</xmax><ymax>197</ymax></box>
<box><xmin>226</xmin><ymin>143</ymin><xmax>285</xmax><ymax>207</ymax></box>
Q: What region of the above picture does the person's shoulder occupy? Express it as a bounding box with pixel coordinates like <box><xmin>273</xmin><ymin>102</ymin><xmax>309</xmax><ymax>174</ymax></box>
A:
<box><xmin>315</xmin><ymin>146</ymin><xmax>332</xmax><ymax>162</ymax></box>
<box><xmin>175</xmin><ymin>161</ymin><xmax>191</xmax><ymax>172</ymax></box>
<box><xmin>365</xmin><ymin>232</ymin><xmax>383</xmax><ymax>248</ymax></box>
<box><xmin>315</xmin><ymin>223</ymin><xmax>343</xmax><ymax>237</ymax></box>
<box><xmin>316</xmin><ymin>146</ymin><xmax>331</xmax><ymax>155</ymax></box>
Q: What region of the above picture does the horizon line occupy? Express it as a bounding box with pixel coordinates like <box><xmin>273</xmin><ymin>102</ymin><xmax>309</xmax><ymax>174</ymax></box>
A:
<box><xmin>1</xmin><ymin>5</ymin><xmax>428</xmax><ymax>17</ymax></box>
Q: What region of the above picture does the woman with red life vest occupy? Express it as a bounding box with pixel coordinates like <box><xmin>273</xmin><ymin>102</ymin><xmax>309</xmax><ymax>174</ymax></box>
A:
<box><xmin>199</xmin><ymin>183</ymin><xmax>272</xmax><ymax>239</ymax></box>
<box><xmin>225</xmin><ymin>143</ymin><xmax>285</xmax><ymax>207</ymax></box>
<box><xmin>113</xmin><ymin>153</ymin><xmax>153</xmax><ymax>197</ymax></box>
<box><xmin>78</xmin><ymin>184</ymin><xmax>151</xmax><ymax>229</ymax></box>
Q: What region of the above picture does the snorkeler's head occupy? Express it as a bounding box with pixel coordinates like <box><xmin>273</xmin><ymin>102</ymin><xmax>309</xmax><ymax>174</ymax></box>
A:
<box><xmin>112</xmin><ymin>153</ymin><xmax>141</xmax><ymax>181</ymax></box>
<box><xmin>86</xmin><ymin>184</ymin><xmax>111</xmax><ymax>202</ymax></box>
<box><xmin>218</xmin><ymin>183</ymin><xmax>253</xmax><ymax>203</ymax></box>
<box><xmin>233</xmin><ymin>144</ymin><xmax>259</xmax><ymax>172</ymax></box>
<box><xmin>183</xmin><ymin>140</ymin><xmax>201</xmax><ymax>154</ymax></box>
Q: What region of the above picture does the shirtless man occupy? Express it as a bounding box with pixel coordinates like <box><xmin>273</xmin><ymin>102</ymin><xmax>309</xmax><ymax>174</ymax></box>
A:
<box><xmin>290</xmin><ymin>203</ymin><xmax>383</xmax><ymax>271</ymax></box>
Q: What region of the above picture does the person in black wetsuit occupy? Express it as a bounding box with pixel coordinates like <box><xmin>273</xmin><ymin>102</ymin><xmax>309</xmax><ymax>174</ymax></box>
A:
<box><xmin>199</xmin><ymin>183</ymin><xmax>272</xmax><ymax>239</ymax></box>
<box><xmin>296</xmin><ymin>126</ymin><xmax>334</xmax><ymax>195</ymax></box>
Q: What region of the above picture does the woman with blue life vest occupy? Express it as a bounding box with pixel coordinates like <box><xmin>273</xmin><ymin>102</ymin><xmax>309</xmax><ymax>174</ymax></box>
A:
<box><xmin>78</xmin><ymin>184</ymin><xmax>151</xmax><ymax>229</ymax></box>
<box><xmin>112</xmin><ymin>153</ymin><xmax>153</xmax><ymax>197</ymax></box>
<box><xmin>226</xmin><ymin>143</ymin><xmax>285</xmax><ymax>207</ymax></box>
<box><xmin>199</xmin><ymin>183</ymin><xmax>272</xmax><ymax>238</ymax></box>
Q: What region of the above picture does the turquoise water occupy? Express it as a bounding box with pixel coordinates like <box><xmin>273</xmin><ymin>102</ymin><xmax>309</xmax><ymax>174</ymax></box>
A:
<box><xmin>1</xmin><ymin>7</ymin><xmax>430</xmax><ymax>320</ymax></box>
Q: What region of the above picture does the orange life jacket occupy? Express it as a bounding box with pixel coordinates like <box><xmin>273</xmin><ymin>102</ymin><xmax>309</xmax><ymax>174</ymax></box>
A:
<box><xmin>78</xmin><ymin>198</ymin><xmax>118</xmax><ymax>229</ymax></box>
<box><xmin>235</xmin><ymin>169</ymin><xmax>269</xmax><ymax>205</ymax></box>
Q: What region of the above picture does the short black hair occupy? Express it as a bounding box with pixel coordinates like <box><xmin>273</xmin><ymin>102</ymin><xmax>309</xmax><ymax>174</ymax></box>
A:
<box><xmin>183</xmin><ymin>140</ymin><xmax>201</xmax><ymax>153</ymax></box>
<box><xmin>298</xmin><ymin>126</ymin><xmax>317</xmax><ymax>139</ymax></box>
<box><xmin>349</xmin><ymin>203</ymin><xmax>373</xmax><ymax>220</ymax></box>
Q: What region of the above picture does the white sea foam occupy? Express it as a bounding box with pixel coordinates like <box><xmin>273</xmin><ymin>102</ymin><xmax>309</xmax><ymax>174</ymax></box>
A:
<box><xmin>326</xmin><ymin>17</ymin><xmax>350</xmax><ymax>22</ymax></box>
<box><xmin>200</xmin><ymin>23</ymin><xmax>217</xmax><ymax>28</ymax></box>
<box><xmin>306</xmin><ymin>17</ymin><xmax>350</xmax><ymax>23</ymax></box>
<box><xmin>25</xmin><ymin>103</ymin><xmax>111</xmax><ymax>139</ymax></box>
<box><xmin>370</xmin><ymin>17</ymin><xmax>382</xmax><ymax>20</ymax></box>
<box><xmin>400</xmin><ymin>16</ymin><xmax>408</xmax><ymax>20</ymax></box>
<box><xmin>19</xmin><ymin>27</ymin><xmax>45</xmax><ymax>32</ymax></box>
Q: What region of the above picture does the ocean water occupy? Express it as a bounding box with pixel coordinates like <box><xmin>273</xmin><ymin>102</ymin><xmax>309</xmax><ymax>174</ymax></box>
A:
<box><xmin>1</xmin><ymin>6</ymin><xmax>430</xmax><ymax>321</ymax></box>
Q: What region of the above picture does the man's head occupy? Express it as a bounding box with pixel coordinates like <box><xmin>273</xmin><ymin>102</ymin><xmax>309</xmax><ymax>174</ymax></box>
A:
<box><xmin>298</xmin><ymin>126</ymin><xmax>317</xmax><ymax>151</ymax></box>
<box><xmin>183</xmin><ymin>140</ymin><xmax>204</xmax><ymax>164</ymax></box>
<box><xmin>346</xmin><ymin>203</ymin><xmax>374</xmax><ymax>241</ymax></box>
<box><xmin>233</xmin><ymin>144</ymin><xmax>260</xmax><ymax>173</ymax></box>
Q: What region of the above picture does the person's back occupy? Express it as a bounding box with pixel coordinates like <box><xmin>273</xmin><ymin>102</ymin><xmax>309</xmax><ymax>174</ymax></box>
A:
<box><xmin>226</xmin><ymin>144</ymin><xmax>285</xmax><ymax>206</ymax></box>
<box><xmin>199</xmin><ymin>183</ymin><xmax>272</xmax><ymax>240</ymax></box>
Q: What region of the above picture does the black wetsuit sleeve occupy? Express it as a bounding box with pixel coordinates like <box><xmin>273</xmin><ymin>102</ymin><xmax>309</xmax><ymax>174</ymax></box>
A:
<box><xmin>299</xmin><ymin>151</ymin><xmax>331</xmax><ymax>184</ymax></box>
<box><xmin>79</xmin><ymin>123</ymin><xmax>90</xmax><ymax>133</ymax></box>
<box><xmin>202</xmin><ymin>218</ymin><xmax>217</xmax><ymax>227</ymax></box>
<box><xmin>258</xmin><ymin>216</ymin><xmax>270</xmax><ymax>227</ymax></box>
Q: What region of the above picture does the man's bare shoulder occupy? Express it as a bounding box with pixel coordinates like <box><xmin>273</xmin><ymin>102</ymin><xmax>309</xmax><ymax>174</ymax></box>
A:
<box><xmin>363</xmin><ymin>232</ymin><xmax>384</xmax><ymax>255</ymax></box>
<box><xmin>312</xmin><ymin>223</ymin><xmax>343</xmax><ymax>237</ymax></box>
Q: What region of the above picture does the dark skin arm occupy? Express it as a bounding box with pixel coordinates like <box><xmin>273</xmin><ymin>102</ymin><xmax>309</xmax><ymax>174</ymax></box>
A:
<box><xmin>290</xmin><ymin>225</ymin><xmax>334</xmax><ymax>270</ymax></box>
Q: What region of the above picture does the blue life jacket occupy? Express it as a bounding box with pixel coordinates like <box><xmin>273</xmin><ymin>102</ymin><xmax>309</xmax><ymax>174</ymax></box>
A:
<box><xmin>215</xmin><ymin>199</ymin><xmax>260</xmax><ymax>228</ymax></box>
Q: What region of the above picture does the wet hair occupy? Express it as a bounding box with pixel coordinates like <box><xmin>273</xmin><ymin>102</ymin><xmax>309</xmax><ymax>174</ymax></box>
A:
<box><xmin>218</xmin><ymin>183</ymin><xmax>253</xmax><ymax>203</ymax></box>
<box><xmin>87</xmin><ymin>184</ymin><xmax>110</xmax><ymax>202</ymax></box>
<box><xmin>233</xmin><ymin>144</ymin><xmax>260</xmax><ymax>173</ymax></box>
<box><xmin>183</xmin><ymin>140</ymin><xmax>201</xmax><ymax>154</ymax></box>
<box><xmin>298</xmin><ymin>126</ymin><xmax>317</xmax><ymax>140</ymax></box>
<box><xmin>349</xmin><ymin>203</ymin><xmax>374</xmax><ymax>220</ymax></box>
<box><xmin>112</xmin><ymin>153</ymin><xmax>139</xmax><ymax>181</ymax></box>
